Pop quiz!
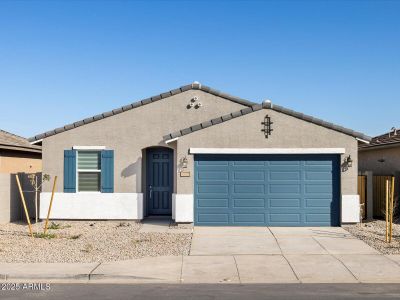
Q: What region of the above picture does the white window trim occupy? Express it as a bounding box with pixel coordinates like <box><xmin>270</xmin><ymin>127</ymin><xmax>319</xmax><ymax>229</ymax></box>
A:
<box><xmin>76</xmin><ymin>150</ymin><xmax>102</xmax><ymax>193</ymax></box>
<box><xmin>73</xmin><ymin>146</ymin><xmax>106</xmax><ymax>150</ymax></box>
<box><xmin>189</xmin><ymin>148</ymin><xmax>346</xmax><ymax>154</ymax></box>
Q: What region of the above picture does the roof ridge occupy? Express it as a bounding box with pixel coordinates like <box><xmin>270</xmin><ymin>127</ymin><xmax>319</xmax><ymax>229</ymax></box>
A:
<box><xmin>163</xmin><ymin>102</ymin><xmax>372</xmax><ymax>142</ymax></box>
<box><xmin>29</xmin><ymin>82</ymin><xmax>256</xmax><ymax>142</ymax></box>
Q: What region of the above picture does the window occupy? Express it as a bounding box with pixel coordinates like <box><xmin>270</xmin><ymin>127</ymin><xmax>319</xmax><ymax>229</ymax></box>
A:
<box><xmin>77</xmin><ymin>151</ymin><xmax>101</xmax><ymax>192</ymax></box>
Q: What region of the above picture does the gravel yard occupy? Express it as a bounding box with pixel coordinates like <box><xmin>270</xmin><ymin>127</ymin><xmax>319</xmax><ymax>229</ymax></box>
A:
<box><xmin>343</xmin><ymin>220</ymin><xmax>400</xmax><ymax>254</ymax></box>
<box><xmin>0</xmin><ymin>221</ymin><xmax>192</xmax><ymax>263</ymax></box>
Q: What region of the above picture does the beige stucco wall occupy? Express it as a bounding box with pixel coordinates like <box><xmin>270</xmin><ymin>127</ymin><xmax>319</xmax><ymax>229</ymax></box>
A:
<box><xmin>0</xmin><ymin>152</ymin><xmax>42</xmax><ymax>173</ymax></box>
<box><xmin>41</xmin><ymin>89</ymin><xmax>358</xmax><ymax>197</ymax></box>
<box><xmin>176</xmin><ymin>109</ymin><xmax>358</xmax><ymax>195</ymax></box>
<box><xmin>359</xmin><ymin>146</ymin><xmax>400</xmax><ymax>175</ymax></box>
<box><xmin>41</xmin><ymin>90</ymin><xmax>246</xmax><ymax>192</ymax></box>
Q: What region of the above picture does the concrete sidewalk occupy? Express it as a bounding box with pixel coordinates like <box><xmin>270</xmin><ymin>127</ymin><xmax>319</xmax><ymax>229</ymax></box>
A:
<box><xmin>2</xmin><ymin>254</ymin><xmax>400</xmax><ymax>284</ymax></box>
<box><xmin>1</xmin><ymin>226</ymin><xmax>400</xmax><ymax>284</ymax></box>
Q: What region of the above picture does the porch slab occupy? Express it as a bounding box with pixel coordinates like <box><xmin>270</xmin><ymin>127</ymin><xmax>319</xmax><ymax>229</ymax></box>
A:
<box><xmin>139</xmin><ymin>218</ymin><xmax>171</xmax><ymax>233</ymax></box>
<box><xmin>314</xmin><ymin>236</ymin><xmax>379</xmax><ymax>254</ymax></box>
<box><xmin>337</xmin><ymin>254</ymin><xmax>400</xmax><ymax>283</ymax></box>
<box><xmin>277</xmin><ymin>237</ymin><xmax>328</xmax><ymax>255</ymax></box>
<box><xmin>285</xmin><ymin>254</ymin><xmax>358</xmax><ymax>283</ymax></box>
<box><xmin>91</xmin><ymin>256</ymin><xmax>182</xmax><ymax>283</ymax></box>
<box><xmin>235</xmin><ymin>255</ymin><xmax>299</xmax><ymax>283</ymax></box>
<box><xmin>181</xmin><ymin>256</ymin><xmax>239</xmax><ymax>283</ymax></box>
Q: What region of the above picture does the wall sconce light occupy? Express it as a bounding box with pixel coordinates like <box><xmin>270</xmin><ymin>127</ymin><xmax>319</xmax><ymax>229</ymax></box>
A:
<box><xmin>181</xmin><ymin>156</ymin><xmax>188</xmax><ymax>169</ymax></box>
<box><xmin>345</xmin><ymin>155</ymin><xmax>353</xmax><ymax>168</ymax></box>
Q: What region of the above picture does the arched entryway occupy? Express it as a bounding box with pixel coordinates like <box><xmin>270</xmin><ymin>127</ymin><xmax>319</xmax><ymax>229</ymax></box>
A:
<box><xmin>145</xmin><ymin>147</ymin><xmax>174</xmax><ymax>216</ymax></box>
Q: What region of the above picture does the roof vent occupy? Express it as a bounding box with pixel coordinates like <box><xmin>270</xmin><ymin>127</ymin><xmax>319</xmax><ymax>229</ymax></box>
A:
<box><xmin>390</xmin><ymin>127</ymin><xmax>398</xmax><ymax>137</ymax></box>
<box><xmin>192</xmin><ymin>81</ymin><xmax>201</xmax><ymax>89</ymax></box>
<box><xmin>262</xmin><ymin>99</ymin><xmax>273</xmax><ymax>108</ymax></box>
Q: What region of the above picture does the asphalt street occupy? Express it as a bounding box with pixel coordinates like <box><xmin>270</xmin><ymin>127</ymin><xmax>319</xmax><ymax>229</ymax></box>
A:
<box><xmin>2</xmin><ymin>283</ymin><xmax>400</xmax><ymax>300</ymax></box>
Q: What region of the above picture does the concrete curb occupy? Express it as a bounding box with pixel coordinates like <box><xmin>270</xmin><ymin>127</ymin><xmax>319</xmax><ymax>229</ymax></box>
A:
<box><xmin>2</xmin><ymin>254</ymin><xmax>400</xmax><ymax>284</ymax></box>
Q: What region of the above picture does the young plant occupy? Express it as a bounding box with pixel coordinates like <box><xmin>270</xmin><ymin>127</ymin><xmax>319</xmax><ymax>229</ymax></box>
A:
<box><xmin>33</xmin><ymin>232</ymin><xmax>56</xmax><ymax>239</ymax></box>
<box><xmin>27</xmin><ymin>173</ymin><xmax>51</xmax><ymax>231</ymax></box>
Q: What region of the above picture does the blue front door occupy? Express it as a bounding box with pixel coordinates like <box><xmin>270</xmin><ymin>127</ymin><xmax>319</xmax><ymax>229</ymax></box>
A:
<box><xmin>147</xmin><ymin>148</ymin><xmax>173</xmax><ymax>215</ymax></box>
<box><xmin>194</xmin><ymin>154</ymin><xmax>340</xmax><ymax>226</ymax></box>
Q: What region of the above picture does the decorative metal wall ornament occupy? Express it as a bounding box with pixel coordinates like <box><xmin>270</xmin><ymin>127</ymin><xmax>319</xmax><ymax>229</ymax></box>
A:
<box><xmin>261</xmin><ymin>115</ymin><xmax>273</xmax><ymax>138</ymax></box>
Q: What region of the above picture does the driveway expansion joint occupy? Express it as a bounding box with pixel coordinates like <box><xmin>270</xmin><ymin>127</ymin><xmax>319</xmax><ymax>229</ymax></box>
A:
<box><xmin>88</xmin><ymin>262</ymin><xmax>102</xmax><ymax>280</ymax></box>
<box><xmin>232</xmin><ymin>256</ymin><xmax>242</xmax><ymax>284</ymax></box>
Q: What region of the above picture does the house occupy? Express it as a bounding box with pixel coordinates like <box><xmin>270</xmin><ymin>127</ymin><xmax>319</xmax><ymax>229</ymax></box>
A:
<box><xmin>0</xmin><ymin>130</ymin><xmax>42</xmax><ymax>173</ymax></box>
<box><xmin>359</xmin><ymin>128</ymin><xmax>400</xmax><ymax>176</ymax></box>
<box><xmin>29</xmin><ymin>82</ymin><xmax>371</xmax><ymax>226</ymax></box>
<box><xmin>0</xmin><ymin>129</ymin><xmax>42</xmax><ymax>223</ymax></box>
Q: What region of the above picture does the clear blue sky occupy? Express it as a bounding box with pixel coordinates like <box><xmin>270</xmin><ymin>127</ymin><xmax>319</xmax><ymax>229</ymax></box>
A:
<box><xmin>0</xmin><ymin>0</ymin><xmax>399</xmax><ymax>139</ymax></box>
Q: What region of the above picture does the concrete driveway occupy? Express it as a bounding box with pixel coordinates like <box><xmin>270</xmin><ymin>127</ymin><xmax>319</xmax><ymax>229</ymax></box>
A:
<box><xmin>185</xmin><ymin>226</ymin><xmax>400</xmax><ymax>283</ymax></box>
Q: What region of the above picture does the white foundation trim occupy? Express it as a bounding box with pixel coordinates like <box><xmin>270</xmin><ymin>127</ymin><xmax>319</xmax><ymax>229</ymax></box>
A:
<box><xmin>341</xmin><ymin>194</ymin><xmax>360</xmax><ymax>223</ymax></box>
<box><xmin>39</xmin><ymin>193</ymin><xmax>143</xmax><ymax>220</ymax></box>
<box><xmin>189</xmin><ymin>148</ymin><xmax>346</xmax><ymax>154</ymax></box>
<box><xmin>172</xmin><ymin>194</ymin><xmax>193</xmax><ymax>223</ymax></box>
<box><xmin>73</xmin><ymin>146</ymin><xmax>106</xmax><ymax>150</ymax></box>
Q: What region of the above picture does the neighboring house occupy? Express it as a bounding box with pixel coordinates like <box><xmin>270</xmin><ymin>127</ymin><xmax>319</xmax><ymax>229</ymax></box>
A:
<box><xmin>0</xmin><ymin>130</ymin><xmax>42</xmax><ymax>173</ymax></box>
<box><xmin>29</xmin><ymin>82</ymin><xmax>371</xmax><ymax>226</ymax></box>
<box><xmin>359</xmin><ymin>128</ymin><xmax>400</xmax><ymax>175</ymax></box>
<box><xmin>0</xmin><ymin>129</ymin><xmax>42</xmax><ymax>223</ymax></box>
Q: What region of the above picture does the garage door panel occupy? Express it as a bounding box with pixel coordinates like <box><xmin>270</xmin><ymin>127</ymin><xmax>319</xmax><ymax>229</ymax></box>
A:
<box><xmin>269</xmin><ymin>213</ymin><xmax>301</xmax><ymax>223</ymax></box>
<box><xmin>305</xmin><ymin>198</ymin><xmax>332</xmax><ymax>207</ymax></box>
<box><xmin>197</xmin><ymin>160</ymin><xmax>229</xmax><ymax>166</ymax></box>
<box><xmin>233</xmin><ymin>198</ymin><xmax>265</xmax><ymax>208</ymax></box>
<box><xmin>197</xmin><ymin>213</ymin><xmax>229</xmax><ymax>224</ymax></box>
<box><xmin>233</xmin><ymin>213</ymin><xmax>266</xmax><ymax>223</ymax></box>
<box><xmin>269</xmin><ymin>171</ymin><xmax>301</xmax><ymax>180</ymax></box>
<box><xmin>234</xmin><ymin>184</ymin><xmax>265</xmax><ymax>194</ymax></box>
<box><xmin>233</xmin><ymin>171</ymin><xmax>265</xmax><ymax>181</ymax></box>
<box><xmin>305</xmin><ymin>171</ymin><xmax>332</xmax><ymax>180</ymax></box>
<box><xmin>269</xmin><ymin>160</ymin><xmax>301</xmax><ymax>166</ymax></box>
<box><xmin>198</xmin><ymin>171</ymin><xmax>229</xmax><ymax>180</ymax></box>
<box><xmin>269</xmin><ymin>184</ymin><xmax>301</xmax><ymax>194</ymax></box>
<box><xmin>194</xmin><ymin>154</ymin><xmax>340</xmax><ymax>226</ymax></box>
<box><xmin>233</xmin><ymin>160</ymin><xmax>265</xmax><ymax>166</ymax></box>
<box><xmin>305</xmin><ymin>184</ymin><xmax>332</xmax><ymax>194</ymax></box>
<box><xmin>269</xmin><ymin>198</ymin><xmax>301</xmax><ymax>208</ymax></box>
<box><xmin>197</xmin><ymin>184</ymin><xmax>229</xmax><ymax>194</ymax></box>
<box><xmin>197</xmin><ymin>198</ymin><xmax>229</xmax><ymax>208</ymax></box>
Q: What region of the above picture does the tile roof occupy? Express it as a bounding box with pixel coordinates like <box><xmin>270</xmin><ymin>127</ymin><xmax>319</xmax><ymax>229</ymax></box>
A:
<box><xmin>163</xmin><ymin>101</ymin><xmax>372</xmax><ymax>142</ymax></box>
<box><xmin>0</xmin><ymin>129</ymin><xmax>42</xmax><ymax>153</ymax></box>
<box><xmin>359</xmin><ymin>128</ymin><xmax>400</xmax><ymax>149</ymax></box>
<box><xmin>28</xmin><ymin>82</ymin><xmax>255</xmax><ymax>142</ymax></box>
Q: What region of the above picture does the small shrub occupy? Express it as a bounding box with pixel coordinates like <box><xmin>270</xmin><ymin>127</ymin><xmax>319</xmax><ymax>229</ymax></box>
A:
<box><xmin>69</xmin><ymin>234</ymin><xmax>81</xmax><ymax>240</ymax></box>
<box><xmin>33</xmin><ymin>233</ymin><xmax>56</xmax><ymax>239</ymax></box>
<box><xmin>117</xmin><ymin>222</ymin><xmax>130</xmax><ymax>228</ymax></box>
<box><xmin>81</xmin><ymin>244</ymin><xmax>93</xmax><ymax>253</ymax></box>
<box><xmin>48</xmin><ymin>222</ymin><xmax>61</xmax><ymax>230</ymax></box>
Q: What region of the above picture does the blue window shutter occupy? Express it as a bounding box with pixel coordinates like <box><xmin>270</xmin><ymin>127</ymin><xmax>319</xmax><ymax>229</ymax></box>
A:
<box><xmin>64</xmin><ymin>150</ymin><xmax>76</xmax><ymax>193</ymax></box>
<box><xmin>101</xmin><ymin>150</ymin><xmax>114</xmax><ymax>193</ymax></box>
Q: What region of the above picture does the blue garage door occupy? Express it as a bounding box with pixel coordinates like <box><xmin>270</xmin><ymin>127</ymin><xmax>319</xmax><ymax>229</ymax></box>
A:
<box><xmin>194</xmin><ymin>154</ymin><xmax>340</xmax><ymax>226</ymax></box>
